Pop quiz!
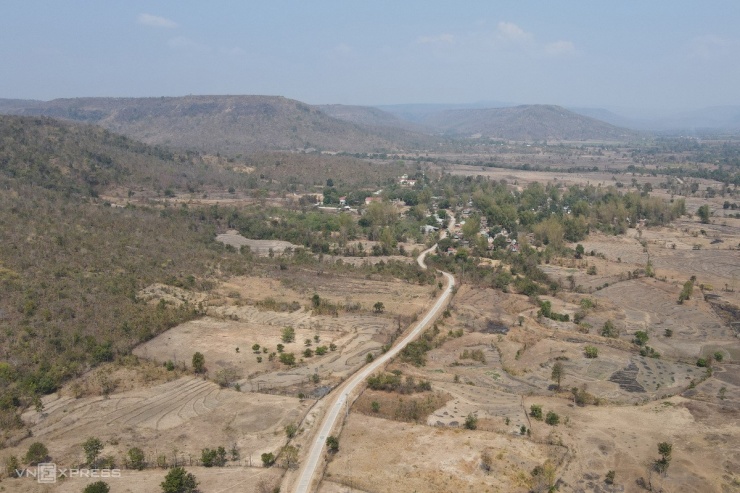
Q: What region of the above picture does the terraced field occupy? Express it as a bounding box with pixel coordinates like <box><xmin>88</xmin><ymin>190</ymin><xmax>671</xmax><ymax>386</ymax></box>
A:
<box><xmin>17</xmin><ymin>375</ymin><xmax>306</xmax><ymax>470</ymax></box>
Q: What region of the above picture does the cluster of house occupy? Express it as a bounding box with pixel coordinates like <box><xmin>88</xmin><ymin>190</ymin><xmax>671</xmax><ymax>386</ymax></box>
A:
<box><xmin>398</xmin><ymin>174</ymin><xmax>417</xmax><ymax>187</ymax></box>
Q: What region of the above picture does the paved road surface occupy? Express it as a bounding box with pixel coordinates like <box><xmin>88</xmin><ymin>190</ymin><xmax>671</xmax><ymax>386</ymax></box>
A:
<box><xmin>292</xmin><ymin>243</ymin><xmax>454</xmax><ymax>493</ymax></box>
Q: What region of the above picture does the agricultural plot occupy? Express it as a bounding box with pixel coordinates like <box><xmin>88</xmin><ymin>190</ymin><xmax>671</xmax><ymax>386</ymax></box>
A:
<box><xmin>325</xmin><ymin>413</ymin><xmax>557</xmax><ymax>493</ymax></box>
<box><xmin>533</xmin><ymin>395</ymin><xmax>740</xmax><ymax>493</ymax></box>
<box><xmin>135</xmin><ymin>270</ymin><xmax>436</xmax><ymax>392</ymax></box>
<box><xmin>10</xmin><ymin>375</ymin><xmax>305</xmax><ymax>479</ymax></box>
<box><xmin>593</xmin><ymin>278</ymin><xmax>737</xmax><ymax>359</ymax></box>
<box><xmin>9</xmin><ymin>467</ymin><xmax>282</xmax><ymax>493</ymax></box>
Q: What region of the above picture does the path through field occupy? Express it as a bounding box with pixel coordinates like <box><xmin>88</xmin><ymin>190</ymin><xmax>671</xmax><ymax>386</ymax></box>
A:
<box><xmin>291</xmin><ymin>242</ymin><xmax>455</xmax><ymax>493</ymax></box>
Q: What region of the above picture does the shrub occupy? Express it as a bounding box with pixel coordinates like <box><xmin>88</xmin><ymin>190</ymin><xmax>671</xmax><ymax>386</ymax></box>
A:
<box><xmin>161</xmin><ymin>466</ymin><xmax>198</xmax><ymax>493</ymax></box>
<box><xmin>192</xmin><ymin>352</ymin><xmax>205</xmax><ymax>374</ymax></box>
<box><xmin>201</xmin><ymin>446</ymin><xmax>227</xmax><ymax>467</ymax></box>
<box><xmin>633</xmin><ymin>331</ymin><xmax>649</xmax><ymax>346</ymax></box>
<box><xmin>584</xmin><ymin>346</ymin><xmax>598</xmax><ymax>358</ymax></box>
<box><xmin>605</xmin><ymin>470</ymin><xmax>615</xmax><ymax>485</ymax></box>
<box><xmin>530</xmin><ymin>405</ymin><xmax>543</xmax><ymax>420</ymax></box>
<box><xmin>281</xmin><ymin>326</ymin><xmax>295</xmax><ymax>343</ymax></box>
<box><xmin>326</xmin><ymin>436</ymin><xmax>339</xmax><ymax>453</ymax></box>
<box><xmin>696</xmin><ymin>358</ymin><xmax>708</xmax><ymax>367</ymax></box>
<box><xmin>279</xmin><ymin>352</ymin><xmax>296</xmax><ymax>366</ymax></box>
<box><xmin>127</xmin><ymin>447</ymin><xmax>146</xmax><ymax>470</ymax></box>
<box><xmin>82</xmin><ymin>437</ymin><xmax>104</xmax><ymax>467</ymax></box>
<box><xmin>84</xmin><ymin>482</ymin><xmax>110</xmax><ymax>493</ymax></box>
<box><xmin>600</xmin><ymin>320</ymin><xmax>618</xmax><ymax>338</ymax></box>
<box><xmin>545</xmin><ymin>411</ymin><xmax>560</xmax><ymax>425</ymax></box>
<box><xmin>285</xmin><ymin>423</ymin><xmax>297</xmax><ymax>439</ymax></box>
<box><xmin>464</xmin><ymin>413</ymin><xmax>478</xmax><ymax>430</ymax></box>
<box><xmin>261</xmin><ymin>453</ymin><xmax>275</xmax><ymax>467</ymax></box>
<box><xmin>24</xmin><ymin>442</ymin><xmax>49</xmax><ymax>465</ymax></box>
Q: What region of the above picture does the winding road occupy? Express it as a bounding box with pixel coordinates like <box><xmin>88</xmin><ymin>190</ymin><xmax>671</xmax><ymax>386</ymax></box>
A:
<box><xmin>291</xmin><ymin>242</ymin><xmax>455</xmax><ymax>493</ymax></box>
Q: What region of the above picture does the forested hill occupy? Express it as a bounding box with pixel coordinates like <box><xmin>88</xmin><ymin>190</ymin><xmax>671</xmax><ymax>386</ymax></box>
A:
<box><xmin>0</xmin><ymin>115</ymin><xmax>249</xmax><ymax>435</ymax></box>
<box><xmin>0</xmin><ymin>115</ymin><xmax>251</xmax><ymax>196</ymax></box>
<box><xmin>0</xmin><ymin>96</ymin><xmax>444</xmax><ymax>154</ymax></box>
<box><xmin>420</xmin><ymin>104</ymin><xmax>641</xmax><ymax>141</ymax></box>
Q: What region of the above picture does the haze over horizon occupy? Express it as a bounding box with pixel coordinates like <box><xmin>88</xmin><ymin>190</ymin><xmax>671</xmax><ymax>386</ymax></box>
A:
<box><xmin>2</xmin><ymin>1</ymin><xmax>740</xmax><ymax>113</ymax></box>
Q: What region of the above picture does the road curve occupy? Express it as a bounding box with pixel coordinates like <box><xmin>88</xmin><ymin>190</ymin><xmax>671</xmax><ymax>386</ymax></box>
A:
<box><xmin>292</xmin><ymin>244</ymin><xmax>454</xmax><ymax>493</ymax></box>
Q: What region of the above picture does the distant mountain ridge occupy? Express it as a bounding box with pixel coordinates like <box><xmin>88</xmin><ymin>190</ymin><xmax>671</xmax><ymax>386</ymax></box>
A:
<box><xmin>569</xmin><ymin>105</ymin><xmax>740</xmax><ymax>133</ymax></box>
<box><xmin>0</xmin><ymin>95</ymin><xmax>442</xmax><ymax>154</ymax></box>
<box><xmin>0</xmin><ymin>96</ymin><xmax>657</xmax><ymax>151</ymax></box>
<box><xmin>316</xmin><ymin>104</ymin><xmax>430</xmax><ymax>133</ymax></box>
<box><xmin>418</xmin><ymin>104</ymin><xmax>641</xmax><ymax>141</ymax></box>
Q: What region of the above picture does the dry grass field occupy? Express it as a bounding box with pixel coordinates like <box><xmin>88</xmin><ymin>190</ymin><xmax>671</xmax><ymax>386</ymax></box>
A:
<box><xmin>134</xmin><ymin>270</ymin><xmax>437</xmax><ymax>394</ymax></box>
<box><xmin>7</xmin><ymin>466</ymin><xmax>282</xmax><ymax>493</ymax></box>
<box><xmin>13</xmin><ymin>372</ymin><xmax>307</xmax><ymax>466</ymax></box>
<box><xmin>325</xmin><ymin>413</ymin><xmax>558</xmax><ymax>493</ymax></box>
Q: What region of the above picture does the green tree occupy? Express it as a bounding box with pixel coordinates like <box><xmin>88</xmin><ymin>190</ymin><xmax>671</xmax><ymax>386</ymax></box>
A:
<box><xmin>82</xmin><ymin>437</ymin><xmax>104</xmax><ymax>468</ymax></box>
<box><xmin>551</xmin><ymin>362</ymin><xmax>564</xmax><ymax>391</ymax></box>
<box><xmin>285</xmin><ymin>423</ymin><xmax>297</xmax><ymax>439</ymax></box>
<box><xmin>600</xmin><ymin>320</ymin><xmax>619</xmax><ymax>338</ymax></box>
<box><xmin>678</xmin><ymin>279</ymin><xmax>693</xmax><ymax>304</ymax></box>
<box><xmin>4</xmin><ymin>455</ymin><xmax>19</xmax><ymax>477</ymax></box>
<box><xmin>545</xmin><ymin>411</ymin><xmax>560</xmax><ymax>426</ymax></box>
<box><xmin>654</xmin><ymin>442</ymin><xmax>673</xmax><ymax>476</ymax></box>
<box><xmin>127</xmin><ymin>447</ymin><xmax>146</xmax><ymax>470</ymax></box>
<box><xmin>201</xmin><ymin>447</ymin><xmax>226</xmax><ymax>467</ymax></box>
<box><xmin>697</xmin><ymin>204</ymin><xmax>711</xmax><ymax>224</ymax></box>
<box><xmin>633</xmin><ymin>331</ymin><xmax>649</xmax><ymax>346</ymax></box>
<box><xmin>326</xmin><ymin>436</ymin><xmax>339</xmax><ymax>453</ymax></box>
<box><xmin>281</xmin><ymin>445</ymin><xmax>299</xmax><ymax>469</ymax></box>
<box><xmin>464</xmin><ymin>413</ymin><xmax>478</xmax><ymax>430</ymax></box>
<box><xmin>24</xmin><ymin>442</ymin><xmax>49</xmax><ymax>465</ymax></box>
<box><xmin>161</xmin><ymin>466</ymin><xmax>199</xmax><ymax>493</ymax></box>
<box><xmin>192</xmin><ymin>352</ymin><xmax>205</xmax><ymax>374</ymax></box>
<box><xmin>83</xmin><ymin>482</ymin><xmax>110</xmax><ymax>493</ymax></box>
<box><xmin>260</xmin><ymin>452</ymin><xmax>275</xmax><ymax>467</ymax></box>
<box><xmin>530</xmin><ymin>404</ymin><xmax>543</xmax><ymax>420</ymax></box>
<box><xmin>575</xmin><ymin>243</ymin><xmax>585</xmax><ymax>259</ymax></box>
<box><xmin>373</xmin><ymin>301</ymin><xmax>385</xmax><ymax>313</ymax></box>
<box><xmin>279</xmin><ymin>352</ymin><xmax>296</xmax><ymax>366</ymax></box>
<box><xmin>281</xmin><ymin>326</ymin><xmax>295</xmax><ymax>343</ymax></box>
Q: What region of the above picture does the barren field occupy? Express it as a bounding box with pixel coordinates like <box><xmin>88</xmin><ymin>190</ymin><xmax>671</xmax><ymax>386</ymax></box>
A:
<box><xmin>216</xmin><ymin>229</ymin><xmax>301</xmax><ymax>255</ymax></box>
<box><xmin>7</xmin><ymin>467</ymin><xmax>283</xmax><ymax>493</ymax></box>
<box><xmin>537</xmin><ymin>395</ymin><xmax>740</xmax><ymax>493</ymax></box>
<box><xmin>13</xmin><ymin>374</ymin><xmax>306</xmax><ymax>468</ymax></box>
<box><xmin>325</xmin><ymin>413</ymin><xmax>559</xmax><ymax>493</ymax></box>
<box><xmin>135</xmin><ymin>272</ymin><xmax>436</xmax><ymax>394</ymax></box>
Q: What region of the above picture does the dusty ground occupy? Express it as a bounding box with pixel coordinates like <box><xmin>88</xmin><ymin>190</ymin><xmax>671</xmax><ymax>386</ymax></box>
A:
<box><xmin>5</xmin><ymin>466</ymin><xmax>282</xmax><ymax>493</ymax></box>
<box><xmin>12</xmin><ymin>373</ymin><xmax>307</xmax><ymax>468</ymax></box>
<box><xmin>325</xmin><ymin>413</ymin><xmax>558</xmax><ymax>493</ymax></box>
<box><xmin>135</xmin><ymin>272</ymin><xmax>436</xmax><ymax>393</ymax></box>
<box><xmin>216</xmin><ymin>229</ymin><xmax>300</xmax><ymax>255</ymax></box>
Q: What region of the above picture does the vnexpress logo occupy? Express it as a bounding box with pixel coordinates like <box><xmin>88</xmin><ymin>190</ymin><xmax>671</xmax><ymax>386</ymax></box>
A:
<box><xmin>16</xmin><ymin>463</ymin><xmax>121</xmax><ymax>483</ymax></box>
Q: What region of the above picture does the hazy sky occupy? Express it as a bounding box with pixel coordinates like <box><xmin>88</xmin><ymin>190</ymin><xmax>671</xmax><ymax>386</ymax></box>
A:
<box><xmin>2</xmin><ymin>1</ymin><xmax>739</xmax><ymax>111</ymax></box>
